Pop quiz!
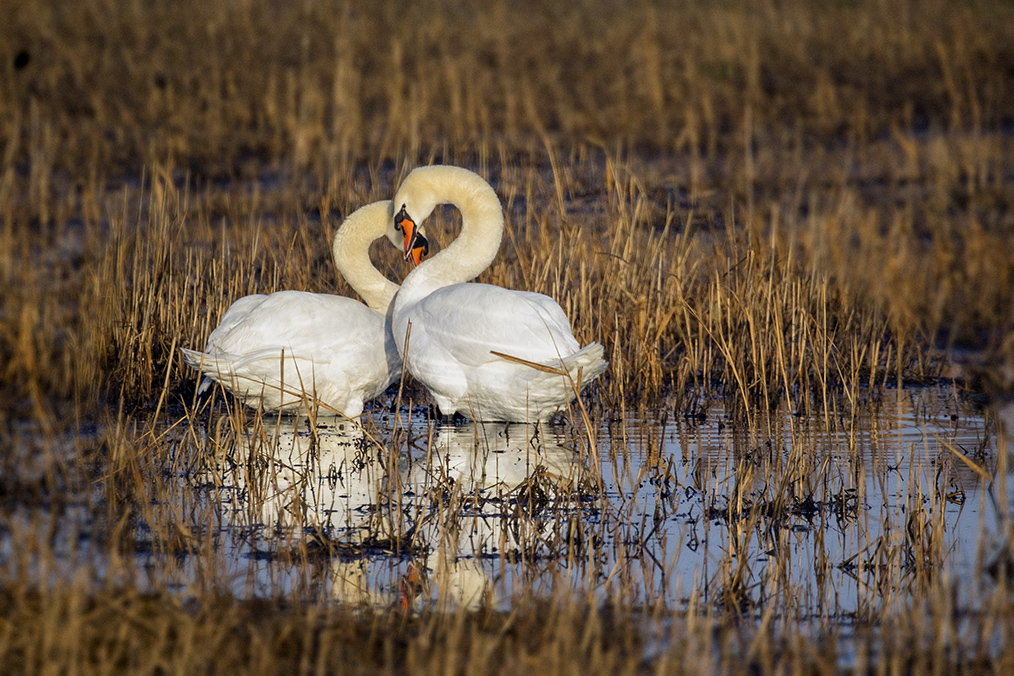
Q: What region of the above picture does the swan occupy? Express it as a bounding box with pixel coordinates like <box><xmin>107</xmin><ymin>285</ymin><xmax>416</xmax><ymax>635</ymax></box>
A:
<box><xmin>390</xmin><ymin>165</ymin><xmax>607</xmax><ymax>422</ymax></box>
<box><xmin>181</xmin><ymin>200</ymin><xmax>426</xmax><ymax>416</ymax></box>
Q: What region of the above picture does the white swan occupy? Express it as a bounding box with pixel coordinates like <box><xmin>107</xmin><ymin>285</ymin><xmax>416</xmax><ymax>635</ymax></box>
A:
<box><xmin>181</xmin><ymin>200</ymin><xmax>425</xmax><ymax>416</ymax></box>
<box><xmin>390</xmin><ymin>166</ymin><xmax>607</xmax><ymax>422</ymax></box>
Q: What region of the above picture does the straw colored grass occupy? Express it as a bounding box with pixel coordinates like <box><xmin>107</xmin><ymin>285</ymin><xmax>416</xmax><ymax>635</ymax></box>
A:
<box><xmin>2</xmin><ymin>0</ymin><xmax>1014</xmax><ymax>673</ymax></box>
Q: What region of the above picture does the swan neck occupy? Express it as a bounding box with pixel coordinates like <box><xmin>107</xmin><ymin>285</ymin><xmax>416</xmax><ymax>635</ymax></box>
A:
<box><xmin>425</xmin><ymin>179</ymin><xmax>503</xmax><ymax>288</ymax></box>
<box><xmin>333</xmin><ymin>220</ymin><xmax>398</xmax><ymax>313</ymax></box>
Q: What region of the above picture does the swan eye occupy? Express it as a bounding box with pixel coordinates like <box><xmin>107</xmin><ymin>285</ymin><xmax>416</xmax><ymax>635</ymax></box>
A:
<box><xmin>394</xmin><ymin>205</ymin><xmax>410</xmax><ymax>232</ymax></box>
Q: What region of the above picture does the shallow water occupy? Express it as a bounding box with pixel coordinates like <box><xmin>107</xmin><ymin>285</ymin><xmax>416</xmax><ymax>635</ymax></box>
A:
<box><xmin>1</xmin><ymin>384</ymin><xmax>1005</xmax><ymax>626</ymax></box>
<box><xmin>128</xmin><ymin>384</ymin><xmax>1009</xmax><ymax>619</ymax></box>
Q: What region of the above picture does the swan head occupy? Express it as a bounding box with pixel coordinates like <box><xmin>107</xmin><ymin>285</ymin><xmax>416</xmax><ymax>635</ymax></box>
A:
<box><xmin>387</xmin><ymin>208</ymin><xmax>428</xmax><ymax>266</ymax></box>
<box><xmin>394</xmin><ymin>204</ymin><xmax>429</xmax><ymax>265</ymax></box>
<box><xmin>334</xmin><ymin>200</ymin><xmax>426</xmax><ymax>264</ymax></box>
<box><xmin>392</xmin><ymin>165</ymin><xmax>500</xmax><ymax>264</ymax></box>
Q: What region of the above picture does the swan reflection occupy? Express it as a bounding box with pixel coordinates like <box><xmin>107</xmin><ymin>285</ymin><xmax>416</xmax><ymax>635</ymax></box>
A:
<box><xmin>398</xmin><ymin>422</ymin><xmax>586</xmax><ymax>609</ymax></box>
<box><xmin>205</xmin><ymin>417</ymin><xmax>396</xmax><ymax>544</ymax></box>
<box><xmin>425</xmin><ymin>421</ymin><xmax>584</xmax><ymax>492</ymax></box>
<box><xmin>200</xmin><ymin>417</ymin><xmax>586</xmax><ymax>609</ymax></box>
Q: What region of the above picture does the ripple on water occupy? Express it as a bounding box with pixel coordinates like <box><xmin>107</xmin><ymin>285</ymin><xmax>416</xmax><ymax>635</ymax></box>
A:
<box><xmin>150</xmin><ymin>385</ymin><xmax>1007</xmax><ymax>619</ymax></box>
<box><xmin>3</xmin><ymin>385</ymin><xmax>1006</xmax><ymax>622</ymax></box>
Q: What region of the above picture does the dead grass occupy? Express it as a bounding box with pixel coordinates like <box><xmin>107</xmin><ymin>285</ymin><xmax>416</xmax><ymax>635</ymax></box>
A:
<box><xmin>1</xmin><ymin>0</ymin><xmax>1012</xmax><ymax>412</ymax></box>
<box><xmin>2</xmin><ymin>0</ymin><xmax>1014</xmax><ymax>673</ymax></box>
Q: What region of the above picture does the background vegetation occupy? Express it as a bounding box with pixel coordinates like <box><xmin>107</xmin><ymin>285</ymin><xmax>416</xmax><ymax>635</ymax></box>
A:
<box><xmin>1</xmin><ymin>0</ymin><xmax>1014</xmax><ymax>672</ymax></box>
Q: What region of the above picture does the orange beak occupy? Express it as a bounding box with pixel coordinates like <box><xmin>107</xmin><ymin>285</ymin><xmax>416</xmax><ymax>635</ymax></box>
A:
<box><xmin>409</xmin><ymin>238</ymin><xmax>427</xmax><ymax>266</ymax></box>
<box><xmin>396</xmin><ymin>205</ymin><xmax>429</xmax><ymax>267</ymax></box>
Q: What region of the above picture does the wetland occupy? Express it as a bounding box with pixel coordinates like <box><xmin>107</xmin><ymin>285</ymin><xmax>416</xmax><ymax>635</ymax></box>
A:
<box><xmin>2</xmin><ymin>0</ymin><xmax>1014</xmax><ymax>673</ymax></box>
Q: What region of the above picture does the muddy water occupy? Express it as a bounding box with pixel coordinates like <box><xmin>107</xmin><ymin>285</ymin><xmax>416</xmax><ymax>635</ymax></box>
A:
<box><xmin>155</xmin><ymin>385</ymin><xmax>1008</xmax><ymax>618</ymax></box>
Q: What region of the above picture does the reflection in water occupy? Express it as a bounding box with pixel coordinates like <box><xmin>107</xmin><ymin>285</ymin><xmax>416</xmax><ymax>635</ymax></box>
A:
<box><xmin>194</xmin><ymin>417</ymin><xmax>410</xmax><ymax>605</ymax></box>
<box><xmin>607</xmin><ymin>386</ymin><xmax>1002</xmax><ymax>617</ymax></box>
<box><xmin>206</xmin><ymin>418</ymin><xmax>389</xmax><ymax>539</ymax></box>
<box><xmin>199</xmin><ymin>417</ymin><xmax>585</xmax><ymax>609</ymax></box>
<box><xmin>405</xmin><ymin>422</ymin><xmax>585</xmax><ymax>609</ymax></box>
<box><xmin>180</xmin><ymin>386</ymin><xmax>1007</xmax><ymax>619</ymax></box>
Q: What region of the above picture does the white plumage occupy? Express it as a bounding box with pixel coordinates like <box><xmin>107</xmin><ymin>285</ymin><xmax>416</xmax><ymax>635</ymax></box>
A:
<box><xmin>390</xmin><ymin>166</ymin><xmax>607</xmax><ymax>421</ymax></box>
<box><xmin>181</xmin><ymin>200</ymin><xmax>406</xmax><ymax>416</ymax></box>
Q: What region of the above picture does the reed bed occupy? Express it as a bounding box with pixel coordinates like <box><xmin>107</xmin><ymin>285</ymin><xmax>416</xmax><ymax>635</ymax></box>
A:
<box><xmin>2</xmin><ymin>0</ymin><xmax>1014</xmax><ymax>673</ymax></box>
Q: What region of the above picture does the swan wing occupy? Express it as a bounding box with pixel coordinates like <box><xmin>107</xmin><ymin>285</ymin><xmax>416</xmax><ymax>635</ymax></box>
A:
<box><xmin>213</xmin><ymin>294</ymin><xmax>269</xmax><ymax>332</ymax></box>
<box><xmin>185</xmin><ymin>290</ymin><xmax>397</xmax><ymax>413</ymax></box>
<box><xmin>406</xmin><ymin>283</ymin><xmax>580</xmax><ymax>368</ymax></box>
<box><xmin>205</xmin><ymin>291</ymin><xmax>361</xmax><ymax>354</ymax></box>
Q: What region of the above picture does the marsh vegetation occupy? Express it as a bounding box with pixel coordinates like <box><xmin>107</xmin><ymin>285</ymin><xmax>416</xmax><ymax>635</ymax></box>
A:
<box><xmin>2</xmin><ymin>0</ymin><xmax>1014</xmax><ymax>672</ymax></box>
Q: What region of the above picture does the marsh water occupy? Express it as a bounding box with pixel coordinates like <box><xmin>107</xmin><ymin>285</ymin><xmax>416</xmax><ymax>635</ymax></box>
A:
<box><xmin>3</xmin><ymin>384</ymin><xmax>1008</xmax><ymax>630</ymax></box>
<box><xmin>65</xmin><ymin>383</ymin><xmax>1000</xmax><ymax>624</ymax></box>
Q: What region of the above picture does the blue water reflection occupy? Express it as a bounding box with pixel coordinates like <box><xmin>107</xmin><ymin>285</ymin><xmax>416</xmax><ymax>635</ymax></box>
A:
<box><xmin>182</xmin><ymin>386</ymin><xmax>1007</xmax><ymax>618</ymax></box>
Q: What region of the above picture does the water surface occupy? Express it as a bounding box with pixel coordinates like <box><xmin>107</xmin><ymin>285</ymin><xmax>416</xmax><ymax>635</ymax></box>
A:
<box><xmin>147</xmin><ymin>385</ymin><xmax>1009</xmax><ymax>620</ymax></box>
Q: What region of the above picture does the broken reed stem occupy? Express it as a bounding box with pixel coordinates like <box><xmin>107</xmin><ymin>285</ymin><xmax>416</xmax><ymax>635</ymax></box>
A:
<box><xmin>2</xmin><ymin>2</ymin><xmax>1014</xmax><ymax>672</ymax></box>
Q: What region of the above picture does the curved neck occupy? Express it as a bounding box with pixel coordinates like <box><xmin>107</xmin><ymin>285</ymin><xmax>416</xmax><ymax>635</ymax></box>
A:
<box><xmin>332</xmin><ymin>201</ymin><xmax>399</xmax><ymax>312</ymax></box>
<box><xmin>397</xmin><ymin>167</ymin><xmax>503</xmax><ymax>305</ymax></box>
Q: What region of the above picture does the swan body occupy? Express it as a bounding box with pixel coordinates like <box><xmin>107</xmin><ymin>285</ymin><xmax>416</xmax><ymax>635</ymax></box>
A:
<box><xmin>391</xmin><ymin>166</ymin><xmax>607</xmax><ymax>421</ymax></box>
<box><xmin>182</xmin><ymin>200</ymin><xmax>411</xmax><ymax>416</ymax></box>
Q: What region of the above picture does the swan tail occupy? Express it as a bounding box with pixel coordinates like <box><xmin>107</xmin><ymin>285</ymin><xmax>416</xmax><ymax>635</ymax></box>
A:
<box><xmin>180</xmin><ymin>347</ymin><xmax>206</xmax><ymax>370</ymax></box>
<box><xmin>180</xmin><ymin>346</ymin><xmax>325</xmax><ymax>399</ymax></box>
<box><xmin>180</xmin><ymin>347</ymin><xmax>216</xmax><ymax>394</ymax></box>
<box><xmin>553</xmin><ymin>342</ymin><xmax>608</xmax><ymax>390</ymax></box>
<box><xmin>181</xmin><ymin>346</ymin><xmax>283</xmax><ymax>391</ymax></box>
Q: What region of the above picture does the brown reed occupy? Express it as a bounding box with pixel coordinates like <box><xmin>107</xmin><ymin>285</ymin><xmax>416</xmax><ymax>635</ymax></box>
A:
<box><xmin>2</xmin><ymin>0</ymin><xmax>1014</xmax><ymax>673</ymax></box>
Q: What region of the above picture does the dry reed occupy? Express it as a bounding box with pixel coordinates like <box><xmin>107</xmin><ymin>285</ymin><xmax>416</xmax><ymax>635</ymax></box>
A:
<box><xmin>2</xmin><ymin>0</ymin><xmax>1014</xmax><ymax>673</ymax></box>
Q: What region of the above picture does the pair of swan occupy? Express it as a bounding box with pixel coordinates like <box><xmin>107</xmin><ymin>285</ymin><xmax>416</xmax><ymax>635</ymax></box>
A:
<box><xmin>181</xmin><ymin>201</ymin><xmax>422</xmax><ymax>416</ymax></box>
<box><xmin>184</xmin><ymin>165</ymin><xmax>605</xmax><ymax>422</ymax></box>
